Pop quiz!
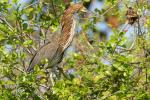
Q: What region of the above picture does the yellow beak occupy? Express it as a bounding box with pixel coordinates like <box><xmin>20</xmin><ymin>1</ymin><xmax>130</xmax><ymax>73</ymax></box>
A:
<box><xmin>80</xmin><ymin>7</ymin><xmax>88</xmax><ymax>13</ymax></box>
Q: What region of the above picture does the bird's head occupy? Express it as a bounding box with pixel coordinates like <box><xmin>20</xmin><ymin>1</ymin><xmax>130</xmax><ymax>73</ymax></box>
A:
<box><xmin>65</xmin><ymin>3</ymin><xmax>88</xmax><ymax>14</ymax></box>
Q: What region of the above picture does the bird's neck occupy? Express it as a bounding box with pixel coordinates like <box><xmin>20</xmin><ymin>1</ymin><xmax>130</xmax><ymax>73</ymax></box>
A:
<box><xmin>58</xmin><ymin>14</ymin><xmax>76</xmax><ymax>52</ymax></box>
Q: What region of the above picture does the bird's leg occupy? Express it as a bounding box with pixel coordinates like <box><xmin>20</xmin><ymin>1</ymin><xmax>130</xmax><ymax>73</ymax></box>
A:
<box><xmin>49</xmin><ymin>69</ymin><xmax>55</xmax><ymax>86</ymax></box>
<box><xmin>52</xmin><ymin>66</ymin><xmax>61</xmax><ymax>79</ymax></box>
<box><xmin>57</xmin><ymin>62</ymin><xmax>70</xmax><ymax>79</ymax></box>
<box><xmin>48</xmin><ymin>65</ymin><xmax>64</xmax><ymax>80</ymax></box>
<box><xmin>57</xmin><ymin>67</ymin><xmax>69</xmax><ymax>79</ymax></box>
<box><xmin>45</xmin><ymin>68</ymin><xmax>54</xmax><ymax>91</ymax></box>
<box><xmin>37</xmin><ymin>67</ymin><xmax>50</xmax><ymax>94</ymax></box>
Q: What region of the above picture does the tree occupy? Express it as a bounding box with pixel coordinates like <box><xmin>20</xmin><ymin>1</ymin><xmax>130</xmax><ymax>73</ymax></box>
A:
<box><xmin>0</xmin><ymin>0</ymin><xmax>150</xmax><ymax>99</ymax></box>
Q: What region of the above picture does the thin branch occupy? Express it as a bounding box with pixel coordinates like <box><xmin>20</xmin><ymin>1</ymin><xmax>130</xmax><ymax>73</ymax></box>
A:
<box><xmin>38</xmin><ymin>84</ymin><xmax>49</xmax><ymax>89</ymax></box>
<box><xmin>0</xmin><ymin>17</ymin><xmax>14</xmax><ymax>31</ymax></box>
<box><xmin>13</xmin><ymin>66</ymin><xmax>26</xmax><ymax>73</ymax></box>
<box><xmin>101</xmin><ymin>91</ymin><xmax>122</xmax><ymax>100</ymax></box>
<box><xmin>82</xmin><ymin>32</ymin><xmax>94</xmax><ymax>49</ymax></box>
<box><xmin>135</xmin><ymin>0</ymin><xmax>143</xmax><ymax>35</ymax></box>
<box><xmin>88</xmin><ymin>0</ymin><xmax>122</xmax><ymax>19</ymax></box>
<box><xmin>41</xmin><ymin>28</ymin><xmax>46</xmax><ymax>44</ymax></box>
<box><xmin>129</xmin><ymin>62</ymin><xmax>141</xmax><ymax>65</ymax></box>
<box><xmin>101</xmin><ymin>0</ymin><xmax>121</xmax><ymax>17</ymax></box>
<box><xmin>51</xmin><ymin>0</ymin><xmax>57</xmax><ymax>18</ymax></box>
<box><xmin>23</xmin><ymin>1</ymin><xmax>39</xmax><ymax>9</ymax></box>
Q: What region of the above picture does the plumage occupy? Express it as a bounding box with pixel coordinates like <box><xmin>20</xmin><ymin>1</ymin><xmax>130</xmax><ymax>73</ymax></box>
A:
<box><xmin>126</xmin><ymin>7</ymin><xmax>139</xmax><ymax>25</ymax></box>
<box><xmin>27</xmin><ymin>41</ymin><xmax>59</xmax><ymax>72</ymax></box>
<box><xmin>27</xmin><ymin>3</ymin><xmax>87</xmax><ymax>72</ymax></box>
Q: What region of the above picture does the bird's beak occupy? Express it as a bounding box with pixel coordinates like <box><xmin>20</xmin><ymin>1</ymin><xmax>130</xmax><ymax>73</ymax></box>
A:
<box><xmin>80</xmin><ymin>7</ymin><xmax>88</xmax><ymax>13</ymax></box>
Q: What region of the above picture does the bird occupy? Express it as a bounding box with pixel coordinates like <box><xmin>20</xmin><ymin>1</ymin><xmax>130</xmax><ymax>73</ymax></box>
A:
<box><xmin>27</xmin><ymin>3</ymin><xmax>87</xmax><ymax>72</ymax></box>
<box><xmin>126</xmin><ymin>7</ymin><xmax>139</xmax><ymax>25</ymax></box>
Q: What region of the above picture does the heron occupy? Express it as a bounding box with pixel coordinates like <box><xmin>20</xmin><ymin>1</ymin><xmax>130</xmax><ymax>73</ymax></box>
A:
<box><xmin>27</xmin><ymin>3</ymin><xmax>87</xmax><ymax>72</ymax></box>
<box><xmin>126</xmin><ymin>7</ymin><xmax>139</xmax><ymax>25</ymax></box>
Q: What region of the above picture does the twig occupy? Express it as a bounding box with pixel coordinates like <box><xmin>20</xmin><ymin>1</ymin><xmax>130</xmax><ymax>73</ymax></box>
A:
<box><xmin>87</xmin><ymin>0</ymin><xmax>122</xmax><ymax>19</ymax></box>
<box><xmin>135</xmin><ymin>0</ymin><xmax>143</xmax><ymax>35</ymax></box>
<box><xmin>101</xmin><ymin>0</ymin><xmax>121</xmax><ymax>17</ymax></box>
<box><xmin>129</xmin><ymin>62</ymin><xmax>141</xmax><ymax>65</ymax></box>
<box><xmin>38</xmin><ymin>84</ymin><xmax>49</xmax><ymax>89</ymax></box>
<box><xmin>0</xmin><ymin>17</ymin><xmax>14</xmax><ymax>31</ymax></box>
<box><xmin>82</xmin><ymin>32</ymin><xmax>94</xmax><ymax>49</ymax></box>
<box><xmin>0</xmin><ymin>75</ymin><xmax>6</xmax><ymax>79</ymax></box>
<box><xmin>101</xmin><ymin>91</ymin><xmax>122</xmax><ymax>100</ymax></box>
<box><xmin>57</xmin><ymin>67</ymin><xmax>70</xmax><ymax>79</ymax></box>
<box><xmin>41</xmin><ymin>28</ymin><xmax>46</xmax><ymax>44</ymax></box>
<box><xmin>23</xmin><ymin>1</ymin><xmax>39</xmax><ymax>9</ymax></box>
<box><xmin>13</xmin><ymin>66</ymin><xmax>26</xmax><ymax>73</ymax></box>
<box><xmin>24</xmin><ymin>1</ymin><xmax>63</xmax><ymax>10</ymax></box>
<box><xmin>112</xmin><ymin>22</ymin><xmax>131</xmax><ymax>54</ymax></box>
<box><xmin>51</xmin><ymin>0</ymin><xmax>57</xmax><ymax>18</ymax></box>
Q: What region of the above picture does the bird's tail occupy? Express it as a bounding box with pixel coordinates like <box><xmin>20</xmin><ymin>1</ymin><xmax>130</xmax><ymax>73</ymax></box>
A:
<box><xmin>26</xmin><ymin>64</ymin><xmax>34</xmax><ymax>73</ymax></box>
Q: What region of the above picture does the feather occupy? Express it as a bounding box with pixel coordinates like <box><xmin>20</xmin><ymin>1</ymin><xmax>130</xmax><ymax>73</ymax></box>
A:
<box><xmin>27</xmin><ymin>41</ymin><xmax>59</xmax><ymax>72</ymax></box>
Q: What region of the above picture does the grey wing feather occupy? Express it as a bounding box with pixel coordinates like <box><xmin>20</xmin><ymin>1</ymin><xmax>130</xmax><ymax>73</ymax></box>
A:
<box><xmin>27</xmin><ymin>42</ymin><xmax>59</xmax><ymax>72</ymax></box>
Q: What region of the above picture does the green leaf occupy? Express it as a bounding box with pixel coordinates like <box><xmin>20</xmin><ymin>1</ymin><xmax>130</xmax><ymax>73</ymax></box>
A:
<box><xmin>23</xmin><ymin>23</ymin><xmax>28</xmax><ymax>30</ymax></box>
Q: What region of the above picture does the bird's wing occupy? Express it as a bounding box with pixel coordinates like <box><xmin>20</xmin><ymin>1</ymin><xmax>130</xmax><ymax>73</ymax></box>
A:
<box><xmin>27</xmin><ymin>41</ymin><xmax>59</xmax><ymax>72</ymax></box>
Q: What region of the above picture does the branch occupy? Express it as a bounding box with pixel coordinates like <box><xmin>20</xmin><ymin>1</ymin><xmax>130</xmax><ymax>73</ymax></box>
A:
<box><xmin>88</xmin><ymin>0</ymin><xmax>122</xmax><ymax>19</ymax></box>
<box><xmin>51</xmin><ymin>0</ymin><xmax>57</xmax><ymax>18</ymax></box>
<box><xmin>23</xmin><ymin>1</ymin><xmax>39</xmax><ymax>9</ymax></box>
<box><xmin>13</xmin><ymin>66</ymin><xmax>26</xmax><ymax>73</ymax></box>
<box><xmin>0</xmin><ymin>17</ymin><xmax>14</xmax><ymax>31</ymax></box>
<box><xmin>82</xmin><ymin>32</ymin><xmax>94</xmax><ymax>49</ymax></box>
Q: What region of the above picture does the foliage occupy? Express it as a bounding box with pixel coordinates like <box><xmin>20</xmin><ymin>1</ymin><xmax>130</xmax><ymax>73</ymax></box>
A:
<box><xmin>0</xmin><ymin>0</ymin><xmax>150</xmax><ymax>99</ymax></box>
